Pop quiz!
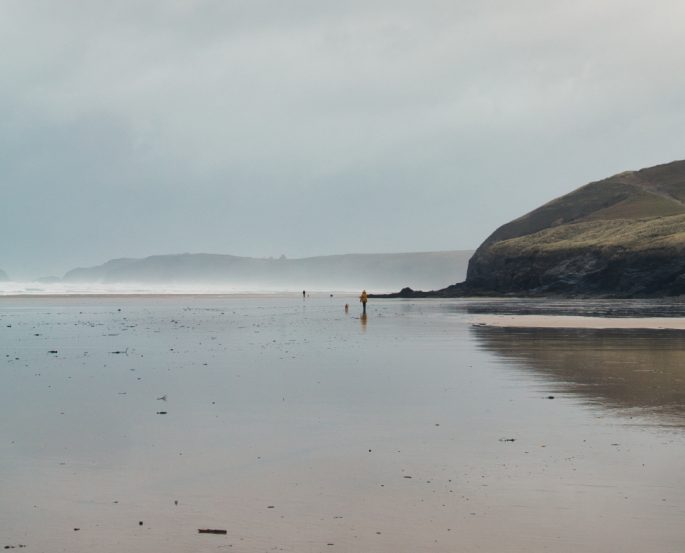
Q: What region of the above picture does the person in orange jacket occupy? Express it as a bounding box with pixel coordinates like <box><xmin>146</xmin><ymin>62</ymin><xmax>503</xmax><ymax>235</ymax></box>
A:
<box><xmin>359</xmin><ymin>290</ymin><xmax>368</xmax><ymax>314</ymax></box>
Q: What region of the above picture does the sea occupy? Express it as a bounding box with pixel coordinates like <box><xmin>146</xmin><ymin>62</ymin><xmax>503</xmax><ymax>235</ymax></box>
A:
<box><xmin>1</xmin><ymin>293</ymin><xmax>684</xmax><ymax>552</ymax></box>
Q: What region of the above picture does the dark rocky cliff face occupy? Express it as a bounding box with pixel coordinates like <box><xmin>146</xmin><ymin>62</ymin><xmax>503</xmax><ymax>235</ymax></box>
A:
<box><xmin>466</xmin><ymin>246</ymin><xmax>685</xmax><ymax>297</ymax></box>
<box><xmin>459</xmin><ymin>159</ymin><xmax>685</xmax><ymax>297</ymax></box>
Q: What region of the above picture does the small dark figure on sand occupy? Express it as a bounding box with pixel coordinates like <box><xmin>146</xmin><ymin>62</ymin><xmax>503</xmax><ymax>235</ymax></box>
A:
<box><xmin>360</xmin><ymin>290</ymin><xmax>368</xmax><ymax>315</ymax></box>
<box><xmin>344</xmin><ymin>303</ymin><xmax>349</xmax><ymax>313</ymax></box>
<box><xmin>303</xmin><ymin>290</ymin><xmax>306</xmax><ymax>299</ymax></box>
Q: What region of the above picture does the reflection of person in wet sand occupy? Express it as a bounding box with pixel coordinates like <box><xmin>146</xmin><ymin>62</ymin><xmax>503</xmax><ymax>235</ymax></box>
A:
<box><xmin>360</xmin><ymin>290</ymin><xmax>368</xmax><ymax>315</ymax></box>
<box><xmin>360</xmin><ymin>312</ymin><xmax>368</xmax><ymax>329</ymax></box>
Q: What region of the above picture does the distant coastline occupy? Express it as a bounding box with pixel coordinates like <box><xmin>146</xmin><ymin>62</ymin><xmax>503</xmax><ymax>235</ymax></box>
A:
<box><xmin>0</xmin><ymin>250</ymin><xmax>473</xmax><ymax>296</ymax></box>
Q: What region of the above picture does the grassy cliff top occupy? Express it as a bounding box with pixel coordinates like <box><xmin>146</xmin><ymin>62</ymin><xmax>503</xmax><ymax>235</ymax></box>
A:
<box><xmin>481</xmin><ymin>160</ymin><xmax>685</xmax><ymax>249</ymax></box>
<box><xmin>490</xmin><ymin>212</ymin><xmax>685</xmax><ymax>256</ymax></box>
<box><xmin>475</xmin><ymin>159</ymin><xmax>685</xmax><ymax>257</ymax></box>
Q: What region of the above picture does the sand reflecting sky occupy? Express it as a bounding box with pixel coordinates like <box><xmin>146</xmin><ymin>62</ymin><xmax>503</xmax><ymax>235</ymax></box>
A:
<box><xmin>1</xmin><ymin>296</ymin><xmax>684</xmax><ymax>552</ymax></box>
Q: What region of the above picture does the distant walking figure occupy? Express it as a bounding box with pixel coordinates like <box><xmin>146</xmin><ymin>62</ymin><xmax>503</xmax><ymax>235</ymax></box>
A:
<box><xmin>359</xmin><ymin>290</ymin><xmax>368</xmax><ymax>315</ymax></box>
<box><xmin>302</xmin><ymin>290</ymin><xmax>306</xmax><ymax>299</ymax></box>
<box><xmin>344</xmin><ymin>303</ymin><xmax>349</xmax><ymax>313</ymax></box>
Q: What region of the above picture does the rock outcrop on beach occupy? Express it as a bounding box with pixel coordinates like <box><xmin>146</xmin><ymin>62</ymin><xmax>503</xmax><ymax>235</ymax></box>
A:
<box><xmin>63</xmin><ymin>250</ymin><xmax>472</xmax><ymax>292</ymax></box>
<box><xmin>379</xmin><ymin>159</ymin><xmax>685</xmax><ymax>298</ymax></box>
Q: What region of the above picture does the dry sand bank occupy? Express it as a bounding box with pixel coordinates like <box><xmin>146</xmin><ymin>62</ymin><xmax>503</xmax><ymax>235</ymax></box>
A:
<box><xmin>473</xmin><ymin>314</ymin><xmax>685</xmax><ymax>329</ymax></box>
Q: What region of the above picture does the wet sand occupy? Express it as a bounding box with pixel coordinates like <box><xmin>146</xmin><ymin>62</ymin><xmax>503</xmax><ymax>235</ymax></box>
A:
<box><xmin>1</xmin><ymin>296</ymin><xmax>684</xmax><ymax>552</ymax></box>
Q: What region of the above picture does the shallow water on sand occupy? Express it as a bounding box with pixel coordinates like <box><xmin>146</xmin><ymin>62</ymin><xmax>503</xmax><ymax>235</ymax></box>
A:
<box><xmin>1</xmin><ymin>296</ymin><xmax>684</xmax><ymax>552</ymax></box>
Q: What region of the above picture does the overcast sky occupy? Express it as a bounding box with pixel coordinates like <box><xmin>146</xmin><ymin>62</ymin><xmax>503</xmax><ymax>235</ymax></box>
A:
<box><xmin>2</xmin><ymin>0</ymin><xmax>685</xmax><ymax>278</ymax></box>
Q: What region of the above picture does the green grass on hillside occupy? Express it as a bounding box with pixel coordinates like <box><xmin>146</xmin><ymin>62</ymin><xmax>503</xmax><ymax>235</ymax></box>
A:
<box><xmin>490</xmin><ymin>213</ymin><xmax>685</xmax><ymax>256</ymax></box>
<box><xmin>483</xmin><ymin>161</ymin><xmax>685</xmax><ymax>247</ymax></box>
<box><xmin>584</xmin><ymin>190</ymin><xmax>685</xmax><ymax>221</ymax></box>
<box><xmin>486</xmin><ymin>181</ymin><xmax>684</xmax><ymax>245</ymax></box>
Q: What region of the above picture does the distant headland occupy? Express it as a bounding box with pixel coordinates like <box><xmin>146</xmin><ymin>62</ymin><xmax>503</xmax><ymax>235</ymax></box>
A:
<box><xmin>59</xmin><ymin>250</ymin><xmax>472</xmax><ymax>292</ymax></box>
<box><xmin>374</xmin><ymin>159</ymin><xmax>685</xmax><ymax>298</ymax></box>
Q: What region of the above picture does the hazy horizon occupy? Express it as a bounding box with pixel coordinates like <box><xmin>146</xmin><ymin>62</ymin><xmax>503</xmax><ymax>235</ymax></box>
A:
<box><xmin>0</xmin><ymin>248</ymin><xmax>473</xmax><ymax>282</ymax></box>
<box><xmin>3</xmin><ymin>1</ymin><xmax>685</xmax><ymax>279</ymax></box>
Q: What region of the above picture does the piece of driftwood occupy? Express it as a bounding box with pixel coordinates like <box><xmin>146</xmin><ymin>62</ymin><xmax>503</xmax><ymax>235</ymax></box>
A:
<box><xmin>198</xmin><ymin>529</ymin><xmax>227</xmax><ymax>535</ymax></box>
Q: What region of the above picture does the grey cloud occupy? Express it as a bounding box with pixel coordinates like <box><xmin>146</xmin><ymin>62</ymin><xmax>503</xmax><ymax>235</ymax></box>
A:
<box><xmin>2</xmin><ymin>0</ymin><xmax>685</xmax><ymax>278</ymax></box>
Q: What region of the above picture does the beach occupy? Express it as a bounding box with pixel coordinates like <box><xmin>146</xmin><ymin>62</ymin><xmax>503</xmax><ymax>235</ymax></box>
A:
<box><xmin>473</xmin><ymin>314</ymin><xmax>685</xmax><ymax>329</ymax></box>
<box><xmin>1</xmin><ymin>295</ymin><xmax>684</xmax><ymax>552</ymax></box>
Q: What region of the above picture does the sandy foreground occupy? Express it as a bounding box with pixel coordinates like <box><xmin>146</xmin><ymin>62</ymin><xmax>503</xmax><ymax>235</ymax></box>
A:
<box><xmin>2</xmin><ymin>296</ymin><xmax>685</xmax><ymax>553</ymax></box>
<box><xmin>472</xmin><ymin>314</ymin><xmax>685</xmax><ymax>329</ymax></box>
